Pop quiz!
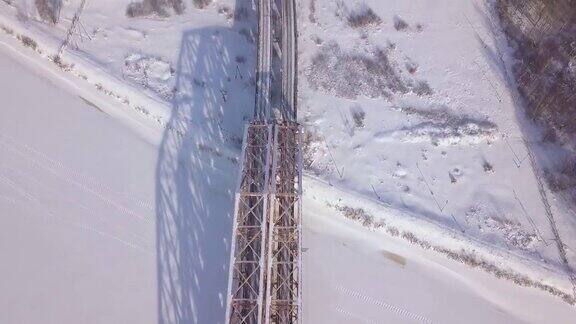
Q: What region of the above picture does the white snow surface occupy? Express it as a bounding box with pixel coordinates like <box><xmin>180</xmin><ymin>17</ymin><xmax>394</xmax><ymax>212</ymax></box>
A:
<box><xmin>0</xmin><ymin>43</ymin><xmax>158</xmax><ymax>323</ymax></box>
<box><xmin>0</xmin><ymin>0</ymin><xmax>575</xmax><ymax>323</ymax></box>
<box><xmin>297</xmin><ymin>0</ymin><xmax>576</xmax><ymax>290</ymax></box>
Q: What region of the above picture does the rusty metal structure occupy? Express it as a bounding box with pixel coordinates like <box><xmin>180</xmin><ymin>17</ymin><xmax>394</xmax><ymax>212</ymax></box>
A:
<box><xmin>263</xmin><ymin>122</ymin><xmax>302</xmax><ymax>323</ymax></box>
<box><xmin>225</xmin><ymin>0</ymin><xmax>301</xmax><ymax>323</ymax></box>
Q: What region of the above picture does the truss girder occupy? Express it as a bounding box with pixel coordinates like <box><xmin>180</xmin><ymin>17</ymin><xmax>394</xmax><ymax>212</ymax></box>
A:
<box><xmin>226</xmin><ymin>122</ymin><xmax>274</xmax><ymax>324</ymax></box>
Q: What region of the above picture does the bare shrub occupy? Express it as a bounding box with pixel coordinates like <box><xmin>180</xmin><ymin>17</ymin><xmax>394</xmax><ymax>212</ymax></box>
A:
<box><xmin>483</xmin><ymin>160</ymin><xmax>494</xmax><ymax>173</ymax></box>
<box><xmin>35</xmin><ymin>0</ymin><xmax>62</xmax><ymax>24</ymax></box>
<box><xmin>351</xmin><ymin>106</ymin><xmax>366</xmax><ymax>128</ymax></box>
<box><xmin>167</xmin><ymin>0</ymin><xmax>185</xmax><ymax>12</ymax></box>
<box><xmin>0</xmin><ymin>24</ymin><xmax>14</xmax><ymax>35</ymax></box>
<box><xmin>18</xmin><ymin>35</ymin><xmax>37</xmax><ymax>50</ymax></box>
<box><xmin>123</xmin><ymin>53</ymin><xmax>175</xmax><ymax>99</ymax></box>
<box><xmin>330</xmin><ymin>204</ymin><xmax>385</xmax><ymax>228</ymax></box>
<box><xmin>309</xmin><ymin>0</ymin><xmax>317</xmax><ymax>23</ymax></box>
<box><xmin>126</xmin><ymin>2</ymin><xmax>154</xmax><ymax>18</ymax></box>
<box><xmin>394</xmin><ymin>16</ymin><xmax>409</xmax><ymax>31</ymax></box>
<box><xmin>126</xmin><ymin>0</ymin><xmax>185</xmax><ymax>18</ymax></box>
<box><xmin>399</xmin><ymin>105</ymin><xmax>496</xmax><ymax>130</ymax></box>
<box><xmin>449</xmin><ymin>172</ymin><xmax>457</xmax><ymax>183</ymax></box>
<box><xmin>391</xmin><ymin>105</ymin><xmax>498</xmax><ymax>145</ymax></box>
<box><xmin>308</xmin><ymin>43</ymin><xmax>433</xmax><ymax>100</ymax></box>
<box><xmin>192</xmin><ymin>0</ymin><xmax>211</xmax><ymax>9</ymax></box>
<box><xmin>497</xmin><ymin>0</ymin><xmax>576</xmax><ymax>150</ymax></box>
<box><xmin>217</xmin><ymin>5</ymin><xmax>233</xmax><ymax>20</ymax></box>
<box><xmin>413</xmin><ymin>80</ymin><xmax>433</xmax><ymax>96</ymax></box>
<box><xmin>545</xmin><ymin>160</ymin><xmax>576</xmax><ymax>192</ymax></box>
<box><xmin>497</xmin><ymin>0</ymin><xmax>576</xmax><ymax>209</ymax></box>
<box><xmin>386</xmin><ymin>227</ymin><xmax>399</xmax><ymax>237</ymax></box>
<box><xmin>325</xmin><ymin>200</ymin><xmax>576</xmax><ymax>305</ymax></box>
<box><xmin>307</xmin><ymin>43</ymin><xmax>408</xmax><ymax>99</ymax></box>
<box><xmin>312</xmin><ymin>35</ymin><xmax>323</xmax><ymax>45</ymax></box>
<box><xmin>347</xmin><ymin>4</ymin><xmax>382</xmax><ymax>28</ymax></box>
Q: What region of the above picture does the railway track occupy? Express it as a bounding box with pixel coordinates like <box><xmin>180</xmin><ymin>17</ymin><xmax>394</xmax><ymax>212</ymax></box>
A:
<box><xmin>226</xmin><ymin>1</ymin><xmax>302</xmax><ymax>323</ymax></box>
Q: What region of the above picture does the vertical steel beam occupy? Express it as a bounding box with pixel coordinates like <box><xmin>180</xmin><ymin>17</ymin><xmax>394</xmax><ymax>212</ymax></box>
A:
<box><xmin>228</xmin><ymin>1</ymin><xmax>301</xmax><ymax>323</ymax></box>
<box><xmin>226</xmin><ymin>122</ymin><xmax>273</xmax><ymax>324</ymax></box>
<box><xmin>255</xmin><ymin>0</ymin><xmax>272</xmax><ymax>121</ymax></box>
<box><xmin>263</xmin><ymin>122</ymin><xmax>302</xmax><ymax>324</ymax></box>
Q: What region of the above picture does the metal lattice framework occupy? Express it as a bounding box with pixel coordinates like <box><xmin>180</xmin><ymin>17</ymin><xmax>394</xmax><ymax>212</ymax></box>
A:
<box><xmin>226</xmin><ymin>122</ymin><xmax>302</xmax><ymax>324</ymax></box>
<box><xmin>226</xmin><ymin>122</ymin><xmax>273</xmax><ymax>324</ymax></box>
<box><xmin>264</xmin><ymin>122</ymin><xmax>302</xmax><ymax>323</ymax></box>
<box><xmin>226</xmin><ymin>0</ymin><xmax>301</xmax><ymax>323</ymax></box>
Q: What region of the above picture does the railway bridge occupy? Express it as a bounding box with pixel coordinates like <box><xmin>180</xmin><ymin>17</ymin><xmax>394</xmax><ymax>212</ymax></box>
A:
<box><xmin>225</xmin><ymin>0</ymin><xmax>302</xmax><ymax>323</ymax></box>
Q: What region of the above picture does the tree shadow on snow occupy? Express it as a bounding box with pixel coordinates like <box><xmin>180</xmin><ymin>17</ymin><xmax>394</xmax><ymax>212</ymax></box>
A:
<box><xmin>155</xmin><ymin>1</ymin><xmax>256</xmax><ymax>323</ymax></box>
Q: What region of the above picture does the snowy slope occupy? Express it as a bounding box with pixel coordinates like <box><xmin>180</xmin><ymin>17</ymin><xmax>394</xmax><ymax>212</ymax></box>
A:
<box><xmin>303</xmin><ymin>186</ymin><xmax>576</xmax><ymax>323</ymax></box>
<box><xmin>3</xmin><ymin>0</ymin><xmax>574</xmax><ymax>286</ymax></box>
<box><xmin>0</xmin><ymin>0</ymin><xmax>257</xmax><ymax>137</ymax></box>
<box><xmin>297</xmin><ymin>0</ymin><xmax>576</xmax><ymax>298</ymax></box>
<box><xmin>1</xmin><ymin>45</ymin><xmax>575</xmax><ymax>323</ymax></box>
<box><xmin>0</xmin><ymin>41</ymin><xmax>158</xmax><ymax>324</ymax></box>
<box><xmin>1</xmin><ymin>0</ymin><xmax>576</xmax><ymax>322</ymax></box>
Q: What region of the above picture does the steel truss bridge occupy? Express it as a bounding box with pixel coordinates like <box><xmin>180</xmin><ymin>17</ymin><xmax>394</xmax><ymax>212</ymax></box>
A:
<box><xmin>225</xmin><ymin>0</ymin><xmax>302</xmax><ymax>323</ymax></box>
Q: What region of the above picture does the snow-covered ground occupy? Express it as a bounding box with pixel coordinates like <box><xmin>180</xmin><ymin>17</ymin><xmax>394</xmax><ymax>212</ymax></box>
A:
<box><xmin>1</xmin><ymin>0</ymin><xmax>576</xmax><ymax>322</ymax></box>
<box><xmin>0</xmin><ymin>0</ymin><xmax>256</xmax><ymax>136</ymax></box>
<box><xmin>297</xmin><ymin>0</ymin><xmax>576</xmax><ymax>300</ymax></box>
<box><xmin>2</xmin><ymin>44</ymin><xmax>575</xmax><ymax>323</ymax></box>
<box><xmin>0</xmin><ymin>41</ymin><xmax>159</xmax><ymax>323</ymax></box>
<box><xmin>303</xmin><ymin>188</ymin><xmax>576</xmax><ymax>323</ymax></box>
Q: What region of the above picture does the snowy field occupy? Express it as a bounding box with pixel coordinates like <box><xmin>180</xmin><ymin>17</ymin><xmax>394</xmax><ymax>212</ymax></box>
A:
<box><xmin>0</xmin><ymin>0</ymin><xmax>575</xmax><ymax>323</ymax></box>
<box><xmin>1</xmin><ymin>45</ymin><xmax>575</xmax><ymax>323</ymax></box>
<box><xmin>0</xmin><ymin>42</ymin><xmax>158</xmax><ymax>323</ymax></box>
<box><xmin>297</xmin><ymin>0</ymin><xmax>576</xmax><ymax>301</ymax></box>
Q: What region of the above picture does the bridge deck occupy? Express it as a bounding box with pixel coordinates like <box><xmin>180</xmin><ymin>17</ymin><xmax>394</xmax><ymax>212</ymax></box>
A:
<box><xmin>226</xmin><ymin>0</ymin><xmax>301</xmax><ymax>323</ymax></box>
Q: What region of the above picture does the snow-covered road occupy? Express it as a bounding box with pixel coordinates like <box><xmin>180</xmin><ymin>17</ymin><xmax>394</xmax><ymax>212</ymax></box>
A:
<box><xmin>1</xmin><ymin>23</ymin><xmax>575</xmax><ymax>323</ymax></box>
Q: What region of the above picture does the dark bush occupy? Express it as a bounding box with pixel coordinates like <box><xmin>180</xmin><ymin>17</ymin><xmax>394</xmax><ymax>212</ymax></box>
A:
<box><xmin>35</xmin><ymin>0</ymin><xmax>62</xmax><ymax>24</ymax></box>
<box><xmin>18</xmin><ymin>35</ymin><xmax>37</xmax><ymax>50</ymax></box>
<box><xmin>192</xmin><ymin>0</ymin><xmax>211</xmax><ymax>9</ymax></box>
<box><xmin>347</xmin><ymin>5</ymin><xmax>382</xmax><ymax>28</ymax></box>
<box><xmin>126</xmin><ymin>0</ymin><xmax>185</xmax><ymax>18</ymax></box>
<box><xmin>394</xmin><ymin>16</ymin><xmax>409</xmax><ymax>31</ymax></box>
<box><xmin>497</xmin><ymin>0</ymin><xmax>576</xmax><ymax>150</ymax></box>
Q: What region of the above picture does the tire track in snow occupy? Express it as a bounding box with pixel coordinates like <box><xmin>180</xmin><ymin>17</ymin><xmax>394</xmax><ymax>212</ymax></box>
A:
<box><xmin>2</xmin><ymin>163</ymin><xmax>153</xmax><ymax>247</ymax></box>
<box><xmin>336</xmin><ymin>286</ymin><xmax>434</xmax><ymax>324</ymax></box>
<box><xmin>335</xmin><ymin>307</ymin><xmax>382</xmax><ymax>324</ymax></box>
<box><xmin>0</xmin><ymin>172</ymin><xmax>37</xmax><ymax>203</ymax></box>
<box><xmin>0</xmin><ymin>169</ymin><xmax>152</xmax><ymax>253</ymax></box>
<box><xmin>1</xmin><ymin>133</ymin><xmax>154</xmax><ymax>212</ymax></box>
<box><xmin>0</xmin><ymin>135</ymin><xmax>154</xmax><ymax>225</ymax></box>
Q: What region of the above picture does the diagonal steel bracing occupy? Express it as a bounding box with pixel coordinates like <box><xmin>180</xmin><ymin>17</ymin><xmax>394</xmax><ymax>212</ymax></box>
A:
<box><xmin>226</xmin><ymin>122</ymin><xmax>274</xmax><ymax>324</ymax></box>
<box><xmin>226</xmin><ymin>122</ymin><xmax>302</xmax><ymax>324</ymax></box>
<box><xmin>263</xmin><ymin>122</ymin><xmax>302</xmax><ymax>324</ymax></box>
<box><xmin>226</xmin><ymin>0</ymin><xmax>301</xmax><ymax>323</ymax></box>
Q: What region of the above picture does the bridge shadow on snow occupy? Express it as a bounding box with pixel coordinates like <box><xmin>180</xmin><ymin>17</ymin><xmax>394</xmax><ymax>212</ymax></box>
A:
<box><xmin>155</xmin><ymin>2</ymin><xmax>257</xmax><ymax>323</ymax></box>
